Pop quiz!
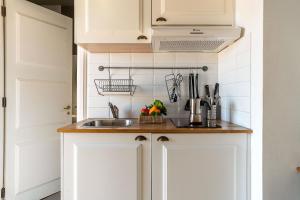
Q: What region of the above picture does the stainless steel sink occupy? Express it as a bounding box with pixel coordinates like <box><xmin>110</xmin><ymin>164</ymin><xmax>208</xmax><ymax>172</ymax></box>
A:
<box><xmin>81</xmin><ymin>119</ymin><xmax>134</xmax><ymax>128</ymax></box>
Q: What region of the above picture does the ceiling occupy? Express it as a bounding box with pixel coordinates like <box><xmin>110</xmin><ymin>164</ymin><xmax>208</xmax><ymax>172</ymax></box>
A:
<box><xmin>27</xmin><ymin>0</ymin><xmax>73</xmax><ymax>6</ymax></box>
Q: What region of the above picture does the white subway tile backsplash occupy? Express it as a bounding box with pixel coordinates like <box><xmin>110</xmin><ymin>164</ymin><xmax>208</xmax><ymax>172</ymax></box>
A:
<box><xmin>110</xmin><ymin>53</ymin><xmax>131</xmax><ymax>67</ymax></box>
<box><xmin>87</xmin><ymin>96</ymin><xmax>110</xmax><ymax>108</ymax></box>
<box><xmin>220</xmin><ymin>82</ymin><xmax>250</xmax><ymax>97</ymax></box>
<box><xmin>218</xmin><ymin>34</ymin><xmax>251</xmax><ymax>128</ymax></box>
<box><xmin>88</xmin><ymin>63</ymin><xmax>106</xmax><ymax>75</ymax></box>
<box><xmin>154</xmin><ymin>53</ymin><xmax>176</xmax><ymax>67</ymax></box>
<box><xmin>87</xmin><ymin>52</ymin><xmax>219</xmax><ymax>119</ymax></box>
<box><xmin>131</xmin><ymin>69</ymin><xmax>152</xmax><ymax>75</ymax></box>
<box><xmin>88</xmin><ymin>53</ymin><xmax>109</xmax><ymax>64</ymax></box>
<box><xmin>87</xmin><ymin>107</ymin><xmax>110</xmax><ymax>118</ymax></box>
<box><xmin>221</xmin><ymin>97</ymin><xmax>251</xmax><ymax>113</ymax></box>
<box><xmin>88</xmin><ymin>73</ymin><xmax>109</xmax><ymax>85</ymax></box>
<box><xmin>88</xmin><ymin>85</ymin><xmax>100</xmax><ymax>97</ymax></box>
<box><xmin>230</xmin><ymin>110</ymin><xmax>251</xmax><ymax>128</ymax></box>
<box><xmin>153</xmin><ymin>85</ymin><xmax>169</xmax><ymax>98</ymax></box>
<box><xmin>134</xmin><ymin>85</ymin><xmax>153</xmax><ymax>97</ymax></box>
<box><xmin>110</xmin><ymin>68</ymin><xmax>130</xmax><ymax>75</ymax></box>
<box><xmin>109</xmin><ymin>96</ymin><xmax>132</xmax><ymax>118</ymax></box>
<box><xmin>198</xmin><ymin>53</ymin><xmax>218</xmax><ymax>64</ymax></box>
<box><xmin>236</xmin><ymin>50</ymin><xmax>251</xmax><ymax>68</ymax></box>
<box><xmin>153</xmin><ymin>69</ymin><xmax>173</xmax><ymax>85</ymax></box>
<box><xmin>132</xmin><ymin>74</ymin><xmax>154</xmax><ymax>85</ymax></box>
<box><xmin>175</xmin><ymin>53</ymin><xmax>201</xmax><ymax>67</ymax></box>
<box><xmin>132</xmin><ymin>53</ymin><xmax>153</xmax><ymax>67</ymax></box>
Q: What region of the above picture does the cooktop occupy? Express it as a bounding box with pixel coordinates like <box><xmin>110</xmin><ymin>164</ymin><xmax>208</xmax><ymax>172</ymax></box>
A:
<box><xmin>171</xmin><ymin>118</ymin><xmax>222</xmax><ymax>128</ymax></box>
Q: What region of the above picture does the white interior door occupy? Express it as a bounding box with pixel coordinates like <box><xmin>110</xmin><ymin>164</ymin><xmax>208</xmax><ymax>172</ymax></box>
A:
<box><xmin>5</xmin><ymin>0</ymin><xmax>72</xmax><ymax>199</ymax></box>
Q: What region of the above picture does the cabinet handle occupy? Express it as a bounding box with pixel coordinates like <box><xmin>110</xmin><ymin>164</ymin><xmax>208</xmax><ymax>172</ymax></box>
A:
<box><xmin>137</xmin><ymin>35</ymin><xmax>148</xmax><ymax>40</ymax></box>
<box><xmin>157</xmin><ymin>136</ymin><xmax>169</xmax><ymax>142</ymax></box>
<box><xmin>135</xmin><ymin>135</ymin><xmax>147</xmax><ymax>141</ymax></box>
<box><xmin>156</xmin><ymin>17</ymin><xmax>167</xmax><ymax>22</ymax></box>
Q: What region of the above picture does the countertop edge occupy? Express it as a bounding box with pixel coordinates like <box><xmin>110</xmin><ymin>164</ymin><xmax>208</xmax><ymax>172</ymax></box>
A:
<box><xmin>57</xmin><ymin>119</ymin><xmax>253</xmax><ymax>134</ymax></box>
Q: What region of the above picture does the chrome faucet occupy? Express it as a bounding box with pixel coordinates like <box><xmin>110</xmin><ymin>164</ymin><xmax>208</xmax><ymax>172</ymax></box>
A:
<box><xmin>108</xmin><ymin>102</ymin><xmax>119</xmax><ymax>119</ymax></box>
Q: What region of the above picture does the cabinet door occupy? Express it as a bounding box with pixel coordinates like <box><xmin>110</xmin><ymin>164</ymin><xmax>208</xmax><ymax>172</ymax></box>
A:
<box><xmin>152</xmin><ymin>0</ymin><xmax>234</xmax><ymax>25</ymax></box>
<box><xmin>152</xmin><ymin>134</ymin><xmax>248</xmax><ymax>200</ymax></box>
<box><xmin>63</xmin><ymin>133</ymin><xmax>151</xmax><ymax>200</ymax></box>
<box><xmin>75</xmin><ymin>0</ymin><xmax>151</xmax><ymax>44</ymax></box>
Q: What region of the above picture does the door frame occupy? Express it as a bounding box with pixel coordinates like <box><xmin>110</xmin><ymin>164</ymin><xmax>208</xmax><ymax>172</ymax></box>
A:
<box><xmin>0</xmin><ymin>0</ymin><xmax>5</xmax><ymax>194</ymax></box>
<box><xmin>76</xmin><ymin>46</ymin><xmax>87</xmax><ymax>121</ymax></box>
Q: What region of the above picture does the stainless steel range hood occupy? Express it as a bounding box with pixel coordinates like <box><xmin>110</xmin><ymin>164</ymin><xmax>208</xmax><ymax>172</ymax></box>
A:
<box><xmin>151</xmin><ymin>26</ymin><xmax>242</xmax><ymax>53</ymax></box>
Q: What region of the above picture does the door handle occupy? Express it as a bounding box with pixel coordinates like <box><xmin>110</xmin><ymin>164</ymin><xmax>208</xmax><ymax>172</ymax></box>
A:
<box><xmin>157</xmin><ymin>136</ymin><xmax>169</xmax><ymax>142</ymax></box>
<box><xmin>135</xmin><ymin>135</ymin><xmax>147</xmax><ymax>141</ymax></box>
<box><xmin>64</xmin><ymin>105</ymin><xmax>71</xmax><ymax>110</ymax></box>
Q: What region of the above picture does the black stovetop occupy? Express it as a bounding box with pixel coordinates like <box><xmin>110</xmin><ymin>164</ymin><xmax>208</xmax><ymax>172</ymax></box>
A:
<box><xmin>170</xmin><ymin>118</ymin><xmax>222</xmax><ymax>128</ymax></box>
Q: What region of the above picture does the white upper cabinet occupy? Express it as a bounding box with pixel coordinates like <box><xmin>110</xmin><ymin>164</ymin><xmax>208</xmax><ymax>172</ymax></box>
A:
<box><xmin>152</xmin><ymin>0</ymin><xmax>235</xmax><ymax>26</ymax></box>
<box><xmin>75</xmin><ymin>0</ymin><xmax>151</xmax><ymax>44</ymax></box>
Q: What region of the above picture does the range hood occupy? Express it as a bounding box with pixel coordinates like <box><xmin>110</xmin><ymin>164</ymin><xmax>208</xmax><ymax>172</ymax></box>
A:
<box><xmin>152</xmin><ymin>26</ymin><xmax>242</xmax><ymax>53</ymax></box>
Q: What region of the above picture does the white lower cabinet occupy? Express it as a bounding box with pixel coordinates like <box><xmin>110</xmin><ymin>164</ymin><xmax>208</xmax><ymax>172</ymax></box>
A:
<box><xmin>152</xmin><ymin>134</ymin><xmax>248</xmax><ymax>200</ymax></box>
<box><xmin>62</xmin><ymin>133</ymin><xmax>151</xmax><ymax>200</ymax></box>
<box><xmin>62</xmin><ymin>133</ymin><xmax>248</xmax><ymax>200</ymax></box>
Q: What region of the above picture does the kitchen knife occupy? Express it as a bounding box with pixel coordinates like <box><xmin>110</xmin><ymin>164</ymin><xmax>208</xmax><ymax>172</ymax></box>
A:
<box><xmin>213</xmin><ymin>83</ymin><xmax>219</xmax><ymax>98</ymax></box>
<box><xmin>205</xmin><ymin>85</ymin><xmax>210</xmax><ymax>97</ymax></box>
<box><xmin>189</xmin><ymin>74</ymin><xmax>192</xmax><ymax>99</ymax></box>
<box><xmin>191</xmin><ymin>73</ymin><xmax>195</xmax><ymax>99</ymax></box>
<box><xmin>205</xmin><ymin>85</ymin><xmax>212</xmax><ymax>105</ymax></box>
<box><xmin>184</xmin><ymin>74</ymin><xmax>192</xmax><ymax>111</ymax></box>
<box><xmin>213</xmin><ymin>83</ymin><xmax>219</xmax><ymax>105</ymax></box>
<box><xmin>196</xmin><ymin>74</ymin><xmax>200</xmax><ymax>98</ymax></box>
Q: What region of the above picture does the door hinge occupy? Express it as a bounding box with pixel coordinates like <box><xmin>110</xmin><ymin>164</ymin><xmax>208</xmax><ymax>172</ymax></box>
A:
<box><xmin>2</xmin><ymin>97</ymin><xmax>6</xmax><ymax>108</ymax></box>
<box><xmin>1</xmin><ymin>187</ymin><xmax>5</xmax><ymax>199</ymax></box>
<box><xmin>1</xmin><ymin>6</ymin><xmax>6</xmax><ymax>17</ymax></box>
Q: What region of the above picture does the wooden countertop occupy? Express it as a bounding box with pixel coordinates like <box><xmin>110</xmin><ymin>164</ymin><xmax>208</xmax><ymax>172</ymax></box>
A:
<box><xmin>57</xmin><ymin>119</ymin><xmax>252</xmax><ymax>134</ymax></box>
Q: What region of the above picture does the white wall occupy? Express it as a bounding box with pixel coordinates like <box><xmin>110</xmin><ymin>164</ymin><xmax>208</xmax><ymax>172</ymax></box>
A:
<box><xmin>218</xmin><ymin>0</ymin><xmax>264</xmax><ymax>199</ymax></box>
<box><xmin>263</xmin><ymin>0</ymin><xmax>300</xmax><ymax>199</ymax></box>
<box><xmin>86</xmin><ymin>53</ymin><xmax>218</xmax><ymax>118</ymax></box>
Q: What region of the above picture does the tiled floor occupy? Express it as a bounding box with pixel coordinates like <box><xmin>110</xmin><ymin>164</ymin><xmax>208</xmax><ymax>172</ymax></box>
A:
<box><xmin>41</xmin><ymin>192</ymin><xmax>60</xmax><ymax>200</ymax></box>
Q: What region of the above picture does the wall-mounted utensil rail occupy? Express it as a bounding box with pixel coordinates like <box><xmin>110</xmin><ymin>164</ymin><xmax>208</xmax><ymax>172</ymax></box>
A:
<box><xmin>97</xmin><ymin>65</ymin><xmax>208</xmax><ymax>71</ymax></box>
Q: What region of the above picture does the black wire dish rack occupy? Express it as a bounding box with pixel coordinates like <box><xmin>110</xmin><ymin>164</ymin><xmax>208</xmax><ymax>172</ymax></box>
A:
<box><xmin>94</xmin><ymin>66</ymin><xmax>137</xmax><ymax>96</ymax></box>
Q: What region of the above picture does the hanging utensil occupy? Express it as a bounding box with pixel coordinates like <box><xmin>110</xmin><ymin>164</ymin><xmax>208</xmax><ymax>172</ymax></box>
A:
<box><xmin>205</xmin><ymin>85</ymin><xmax>210</xmax><ymax>98</ymax></box>
<box><xmin>175</xmin><ymin>73</ymin><xmax>183</xmax><ymax>98</ymax></box>
<box><xmin>165</xmin><ymin>74</ymin><xmax>176</xmax><ymax>103</ymax></box>
<box><xmin>191</xmin><ymin>73</ymin><xmax>195</xmax><ymax>99</ymax></box>
<box><xmin>165</xmin><ymin>73</ymin><xmax>184</xmax><ymax>103</ymax></box>
<box><xmin>195</xmin><ymin>74</ymin><xmax>200</xmax><ymax>99</ymax></box>
<box><xmin>185</xmin><ymin>74</ymin><xmax>192</xmax><ymax>111</ymax></box>
<box><xmin>205</xmin><ymin>84</ymin><xmax>212</xmax><ymax>107</ymax></box>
